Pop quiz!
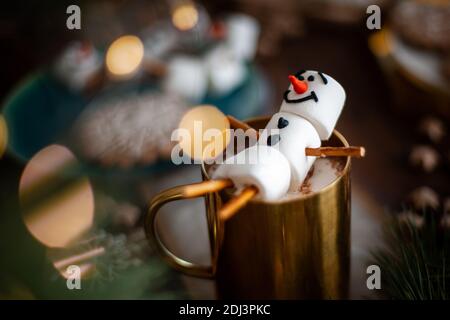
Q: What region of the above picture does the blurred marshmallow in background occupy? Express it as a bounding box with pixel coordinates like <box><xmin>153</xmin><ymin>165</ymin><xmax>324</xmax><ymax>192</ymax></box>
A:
<box><xmin>163</xmin><ymin>12</ymin><xmax>260</xmax><ymax>100</ymax></box>
<box><xmin>52</xmin><ymin>41</ymin><xmax>103</xmax><ymax>92</ymax></box>
<box><xmin>225</xmin><ymin>13</ymin><xmax>260</xmax><ymax>61</ymax></box>
<box><xmin>143</xmin><ymin>21</ymin><xmax>179</xmax><ymax>62</ymax></box>
<box><xmin>206</xmin><ymin>45</ymin><xmax>247</xmax><ymax>95</ymax></box>
<box><xmin>163</xmin><ymin>55</ymin><xmax>208</xmax><ymax>102</ymax></box>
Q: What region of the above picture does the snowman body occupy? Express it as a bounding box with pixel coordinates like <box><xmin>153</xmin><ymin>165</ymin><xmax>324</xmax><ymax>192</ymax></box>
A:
<box><xmin>258</xmin><ymin>112</ymin><xmax>320</xmax><ymax>191</ymax></box>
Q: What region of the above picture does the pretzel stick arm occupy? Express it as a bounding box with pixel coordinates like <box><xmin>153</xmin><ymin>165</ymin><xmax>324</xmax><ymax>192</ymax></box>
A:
<box><xmin>227</xmin><ymin>115</ymin><xmax>259</xmax><ymax>138</ymax></box>
<box><xmin>219</xmin><ymin>186</ymin><xmax>258</xmax><ymax>221</ymax></box>
<box><xmin>182</xmin><ymin>179</ymin><xmax>233</xmax><ymax>198</ymax></box>
<box><xmin>305</xmin><ymin>146</ymin><xmax>365</xmax><ymax>158</ymax></box>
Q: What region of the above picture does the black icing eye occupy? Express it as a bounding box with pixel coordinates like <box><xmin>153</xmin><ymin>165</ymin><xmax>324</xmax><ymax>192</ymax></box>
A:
<box><xmin>267</xmin><ymin>134</ymin><xmax>281</xmax><ymax>146</ymax></box>
<box><xmin>297</xmin><ymin>75</ymin><xmax>304</xmax><ymax>81</ymax></box>
<box><xmin>307</xmin><ymin>75</ymin><xmax>314</xmax><ymax>81</ymax></box>
<box><xmin>277</xmin><ymin>117</ymin><xmax>289</xmax><ymax>129</ymax></box>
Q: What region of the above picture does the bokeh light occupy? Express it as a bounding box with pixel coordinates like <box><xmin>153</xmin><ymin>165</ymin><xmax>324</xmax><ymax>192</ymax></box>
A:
<box><xmin>369</xmin><ymin>29</ymin><xmax>391</xmax><ymax>58</ymax></box>
<box><xmin>177</xmin><ymin>105</ymin><xmax>230</xmax><ymax>161</ymax></box>
<box><xmin>19</xmin><ymin>145</ymin><xmax>94</xmax><ymax>248</ymax></box>
<box><xmin>106</xmin><ymin>35</ymin><xmax>144</xmax><ymax>77</ymax></box>
<box><xmin>0</xmin><ymin>114</ymin><xmax>8</xmax><ymax>158</ymax></box>
<box><xmin>172</xmin><ymin>2</ymin><xmax>199</xmax><ymax>31</ymax></box>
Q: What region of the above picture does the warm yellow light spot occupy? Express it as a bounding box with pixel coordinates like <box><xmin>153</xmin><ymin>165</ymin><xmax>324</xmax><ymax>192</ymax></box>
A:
<box><xmin>172</xmin><ymin>2</ymin><xmax>199</xmax><ymax>31</ymax></box>
<box><xmin>0</xmin><ymin>114</ymin><xmax>7</xmax><ymax>158</ymax></box>
<box><xmin>106</xmin><ymin>35</ymin><xmax>144</xmax><ymax>77</ymax></box>
<box><xmin>19</xmin><ymin>145</ymin><xmax>94</xmax><ymax>248</ymax></box>
<box><xmin>178</xmin><ymin>105</ymin><xmax>230</xmax><ymax>161</ymax></box>
<box><xmin>369</xmin><ymin>29</ymin><xmax>392</xmax><ymax>58</ymax></box>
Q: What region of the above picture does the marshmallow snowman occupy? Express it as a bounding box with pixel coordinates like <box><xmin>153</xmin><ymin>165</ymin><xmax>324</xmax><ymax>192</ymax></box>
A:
<box><xmin>259</xmin><ymin>70</ymin><xmax>345</xmax><ymax>191</ymax></box>
<box><xmin>213</xmin><ymin>70</ymin><xmax>346</xmax><ymax>199</ymax></box>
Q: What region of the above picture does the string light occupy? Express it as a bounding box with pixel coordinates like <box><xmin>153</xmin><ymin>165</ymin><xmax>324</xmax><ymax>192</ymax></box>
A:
<box><xmin>106</xmin><ymin>35</ymin><xmax>144</xmax><ymax>77</ymax></box>
<box><xmin>177</xmin><ymin>105</ymin><xmax>230</xmax><ymax>161</ymax></box>
<box><xmin>172</xmin><ymin>2</ymin><xmax>199</xmax><ymax>31</ymax></box>
<box><xmin>19</xmin><ymin>145</ymin><xmax>94</xmax><ymax>248</ymax></box>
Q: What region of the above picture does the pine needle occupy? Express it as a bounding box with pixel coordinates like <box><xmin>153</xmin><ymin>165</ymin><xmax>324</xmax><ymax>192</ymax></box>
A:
<box><xmin>370</xmin><ymin>216</ymin><xmax>450</xmax><ymax>300</ymax></box>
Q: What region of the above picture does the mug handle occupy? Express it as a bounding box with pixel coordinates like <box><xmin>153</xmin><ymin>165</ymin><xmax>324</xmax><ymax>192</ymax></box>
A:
<box><xmin>144</xmin><ymin>184</ymin><xmax>217</xmax><ymax>278</ymax></box>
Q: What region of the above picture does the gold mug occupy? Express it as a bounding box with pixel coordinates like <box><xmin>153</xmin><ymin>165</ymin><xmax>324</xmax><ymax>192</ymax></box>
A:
<box><xmin>145</xmin><ymin>117</ymin><xmax>351</xmax><ymax>299</ymax></box>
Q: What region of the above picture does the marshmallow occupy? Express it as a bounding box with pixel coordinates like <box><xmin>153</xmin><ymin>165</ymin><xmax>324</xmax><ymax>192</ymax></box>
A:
<box><xmin>206</xmin><ymin>45</ymin><xmax>247</xmax><ymax>95</ymax></box>
<box><xmin>258</xmin><ymin>112</ymin><xmax>321</xmax><ymax>190</ymax></box>
<box><xmin>143</xmin><ymin>22</ymin><xmax>178</xmax><ymax>60</ymax></box>
<box><xmin>225</xmin><ymin>14</ymin><xmax>260</xmax><ymax>61</ymax></box>
<box><xmin>212</xmin><ymin>145</ymin><xmax>291</xmax><ymax>201</ymax></box>
<box><xmin>163</xmin><ymin>55</ymin><xmax>208</xmax><ymax>102</ymax></box>
<box><xmin>280</xmin><ymin>70</ymin><xmax>345</xmax><ymax>140</ymax></box>
<box><xmin>53</xmin><ymin>41</ymin><xmax>102</xmax><ymax>91</ymax></box>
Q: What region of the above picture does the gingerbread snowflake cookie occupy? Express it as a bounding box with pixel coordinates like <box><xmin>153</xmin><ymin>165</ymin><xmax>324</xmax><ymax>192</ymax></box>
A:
<box><xmin>72</xmin><ymin>92</ymin><xmax>187</xmax><ymax>168</ymax></box>
<box><xmin>391</xmin><ymin>0</ymin><xmax>450</xmax><ymax>52</ymax></box>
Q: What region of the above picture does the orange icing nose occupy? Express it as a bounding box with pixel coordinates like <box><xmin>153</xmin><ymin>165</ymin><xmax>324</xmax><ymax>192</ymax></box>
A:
<box><xmin>288</xmin><ymin>75</ymin><xmax>308</xmax><ymax>94</ymax></box>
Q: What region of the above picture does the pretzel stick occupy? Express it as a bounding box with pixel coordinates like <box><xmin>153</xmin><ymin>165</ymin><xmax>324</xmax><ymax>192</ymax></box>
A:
<box><xmin>180</xmin><ymin>177</ymin><xmax>257</xmax><ymax>221</ymax></box>
<box><xmin>227</xmin><ymin>115</ymin><xmax>259</xmax><ymax>136</ymax></box>
<box><xmin>305</xmin><ymin>146</ymin><xmax>365</xmax><ymax>158</ymax></box>
<box><xmin>182</xmin><ymin>179</ymin><xmax>233</xmax><ymax>198</ymax></box>
<box><xmin>219</xmin><ymin>186</ymin><xmax>258</xmax><ymax>221</ymax></box>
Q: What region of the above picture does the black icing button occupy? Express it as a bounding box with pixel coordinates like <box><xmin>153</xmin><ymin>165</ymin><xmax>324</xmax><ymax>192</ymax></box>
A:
<box><xmin>267</xmin><ymin>134</ymin><xmax>281</xmax><ymax>146</ymax></box>
<box><xmin>277</xmin><ymin>117</ymin><xmax>289</xmax><ymax>129</ymax></box>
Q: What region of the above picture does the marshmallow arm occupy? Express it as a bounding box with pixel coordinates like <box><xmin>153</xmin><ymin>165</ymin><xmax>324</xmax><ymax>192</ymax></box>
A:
<box><xmin>212</xmin><ymin>145</ymin><xmax>291</xmax><ymax>201</ymax></box>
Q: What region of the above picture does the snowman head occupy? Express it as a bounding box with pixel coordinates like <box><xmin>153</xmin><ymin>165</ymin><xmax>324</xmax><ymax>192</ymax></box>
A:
<box><xmin>279</xmin><ymin>70</ymin><xmax>346</xmax><ymax>140</ymax></box>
